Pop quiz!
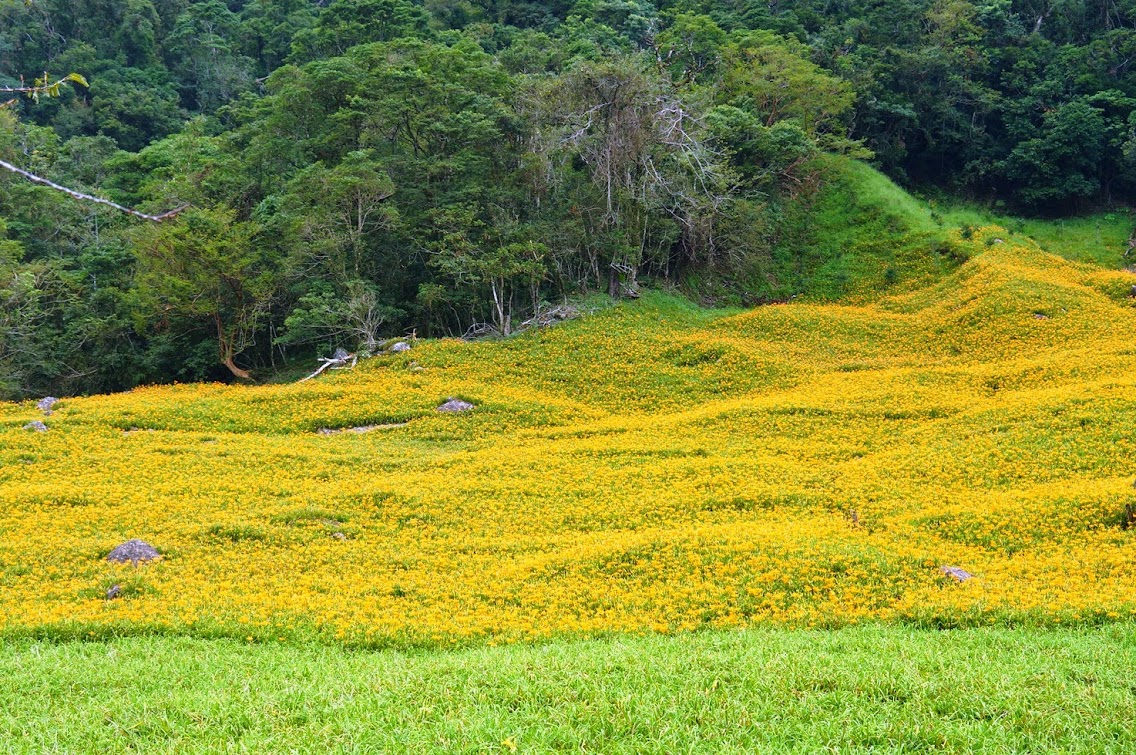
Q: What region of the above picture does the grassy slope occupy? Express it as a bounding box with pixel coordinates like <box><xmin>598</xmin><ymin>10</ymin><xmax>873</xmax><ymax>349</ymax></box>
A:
<box><xmin>931</xmin><ymin>200</ymin><xmax>1136</xmax><ymax>269</ymax></box>
<box><xmin>3</xmin><ymin>626</ymin><xmax>1136</xmax><ymax>753</ymax></box>
<box><xmin>797</xmin><ymin>157</ymin><xmax>952</xmax><ymax>300</ymax></box>
<box><xmin>682</xmin><ymin>156</ymin><xmax>947</xmax><ymax>304</ymax></box>
<box><xmin>695</xmin><ymin>155</ymin><xmax>1135</xmax><ymax>303</ymax></box>
<box><xmin>811</xmin><ymin>159</ymin><xmax>1136</xmax><ymax>293</ymax></box>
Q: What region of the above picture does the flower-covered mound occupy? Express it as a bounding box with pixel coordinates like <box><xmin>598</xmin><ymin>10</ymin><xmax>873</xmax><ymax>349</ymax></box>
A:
<box><xmin>2</xmin><ymin>227</ymin><xmax>1136</xmax><ymax>646</ymax></box>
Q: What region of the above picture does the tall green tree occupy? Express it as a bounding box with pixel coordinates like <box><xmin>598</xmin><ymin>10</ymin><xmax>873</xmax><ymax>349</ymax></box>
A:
<box><xmin>131</xmin><ymin>208</ymin><xmax>276</xmax><ymax>379</ymax></box>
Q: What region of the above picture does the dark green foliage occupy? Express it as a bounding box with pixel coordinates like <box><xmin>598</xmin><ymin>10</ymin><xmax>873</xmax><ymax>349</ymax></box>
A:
<box><xmin>204</xmin><ymin>523</ymin><xmax>267</xmax><ymax>543</ymax></box>
<box><xmin>289</xmin><ymin>0</ymin><xmax>432</xmax><ymax>62</ymax></box>
<box><xmin>1</xmin><ymin>0</ymin><xmax>1133</xmax><ymax>397</ymax></box>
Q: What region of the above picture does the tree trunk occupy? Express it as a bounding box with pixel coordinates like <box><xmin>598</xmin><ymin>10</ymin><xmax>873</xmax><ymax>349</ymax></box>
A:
<box><xmin>223</xmin><ymin>354</ymin><xmax>252</xmax><ymax>380</ymax></box>
<box><xmin>491</xmin><ymin>278</ymin><xmax>510</xmax><ymax>336</ymax></box>
<box><xmin>215</xmin><ymin>313</ymin><xmax>252</xmax><ymax>380</ymax></box>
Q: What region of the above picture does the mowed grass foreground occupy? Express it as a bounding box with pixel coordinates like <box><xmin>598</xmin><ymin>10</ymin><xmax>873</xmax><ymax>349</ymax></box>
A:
<box><xmin>3</xmin><ymin>626</ymin><xmax>1136</xmax><ymax>753</ymax></box>
<box><xmin>2</xmin><ymin>226</ymin><xmax>1136</xmax><ymax>644</ymax></box>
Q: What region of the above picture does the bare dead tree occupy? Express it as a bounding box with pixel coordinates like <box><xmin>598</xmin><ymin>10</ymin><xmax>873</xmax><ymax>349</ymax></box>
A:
<box><xmin>298</xmin><ymin>350</ymin><xmax>357</xmax><ymax>382</ymax></box>
<box><xmin>522</xmin><ymin>58</ymin><xmax>730</xmax><ymax>291</ymax></box>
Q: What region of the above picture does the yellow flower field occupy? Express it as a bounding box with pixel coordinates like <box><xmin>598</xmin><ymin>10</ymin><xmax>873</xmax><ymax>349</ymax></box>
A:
<box><xmin>3</xmin><ymin>226</ymin><xmax>1136</xmax><ymax>645</ymax></box>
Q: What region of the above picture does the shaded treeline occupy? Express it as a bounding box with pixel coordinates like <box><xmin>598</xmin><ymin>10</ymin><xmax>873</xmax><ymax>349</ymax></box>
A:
<box><xmin>0</xmin><ymin>0</ymin><xmax>1131</xmax><ymax>394</ymax></box>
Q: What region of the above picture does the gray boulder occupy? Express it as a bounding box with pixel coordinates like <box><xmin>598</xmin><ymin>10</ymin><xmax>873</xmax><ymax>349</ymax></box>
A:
<box><xmin>390</xmin><ymin>341</ymin><xmax>411</xmax><ymax>353</ymax></box>
<box><xmin>436</xmin><ymin>398</ymin><xmax>475</xmax><ymax>413</ymax></box>
<box><xmin>939</xmin><ymin>565</ymin><xmax>974</xmax><ymax>582</ymax></box>
<box><xmin>23</xmin><ymin>421</ymin><xmax>48</xmax><ymax>432</ymax></box>
<box><xmin>36</xmin><ymin>397</ymin><xmax>58</xmax><ymax>415</ymax></box>
<box><xmin>107</xmin><ymin>539</ymin><xmax>161</xmax><ymax>564</ymax></box>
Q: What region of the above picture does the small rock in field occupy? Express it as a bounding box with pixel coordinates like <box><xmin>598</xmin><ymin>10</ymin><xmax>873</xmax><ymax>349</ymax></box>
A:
<box><xmin>436</xmin><ymin>398</ymin><xmax>475</xmax><ymax>413</ymax></box>
<box><xmin>36</xmin><ymin>397</ymin><xmax>58</xmax><ymax>415</ymax></box>
<box><xmin>106</xmin><ymin>539</ymin><xmax>161</xmax><ymax>564</ymax></box>
<box><xmin>939</xmin><ymin>565</ymin><xmax>974</xmax><ymax>582</ymax></box>
<box><xmin>1033</xmin><ymin>313</ymin><xmax>1049</xmax><ymax>320</ymax></box>
<box><xmin>106</xmin><ymin>584</ymin><xmax>122</xmax><ymax>600</ymax></box>
<box><xmin>1130</xmin><ymin>284</ymin><xmax>1136</xmax><ymax>298</ymax></box>
<box><xmin>331</xmin><ymin>532</ymin><xmax>347</xmax><ymax>541</ymax></box>
<box><xmin>23</xmin><ymin>421</ymin><xmax>48</xmax><ymax>432</ymax></box>
<box><xmin>317</xmin><ymin>423</ymin><xmax>407</xmax><ymax>436</ymax></box>
<box><xmin>390</xmin><ymin>341</ymin><xmax>411</xmax><ymax>353</ymax></box>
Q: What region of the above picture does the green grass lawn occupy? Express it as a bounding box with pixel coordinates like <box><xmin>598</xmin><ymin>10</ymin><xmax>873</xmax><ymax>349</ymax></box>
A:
<box><xmin>928</xmin><ymin>200</ymin><xmax>1136</xmax><ymax>269</ymax></box>
<box><xmin>3</xmin><ymin>626</ymin><xmax>1135</xmax><ymax>753</ymax></box>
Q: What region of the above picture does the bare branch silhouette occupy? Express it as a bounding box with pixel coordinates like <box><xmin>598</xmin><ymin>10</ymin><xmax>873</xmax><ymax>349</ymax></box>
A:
<box><xmin>0</xmin><ymin>159</ymin><xmax>188</xmax><ymax>222</ymax></box>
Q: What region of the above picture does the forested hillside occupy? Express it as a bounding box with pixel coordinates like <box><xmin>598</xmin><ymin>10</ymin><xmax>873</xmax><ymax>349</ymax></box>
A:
<box><xmin>1</xmin><ymin>0</ymin><xmax>1134</xmax><ymax>397</ymax></box>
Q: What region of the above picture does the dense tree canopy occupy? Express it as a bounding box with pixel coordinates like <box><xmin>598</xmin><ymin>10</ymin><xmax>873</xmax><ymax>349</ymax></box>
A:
<box><xmin>0</xmin><ymin>0</ymin><xmax>1132</xmax><ymax>396</ymax></box>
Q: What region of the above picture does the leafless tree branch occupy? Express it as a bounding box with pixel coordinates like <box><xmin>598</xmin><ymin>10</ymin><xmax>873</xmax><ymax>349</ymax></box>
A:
<box><xmin>0</xmin><ymin>159</ymin><xmax>188</xmax><ymax>222</ymax></box>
